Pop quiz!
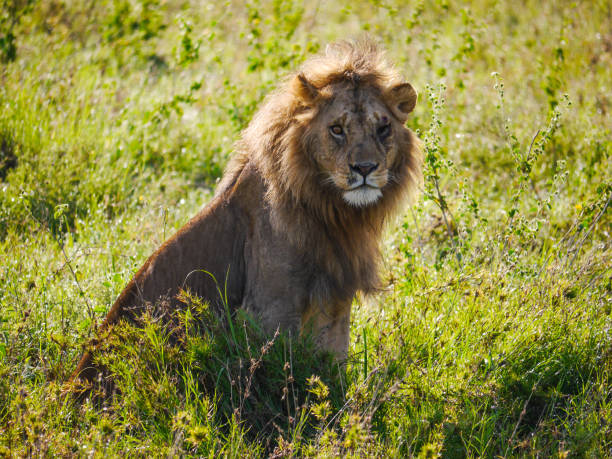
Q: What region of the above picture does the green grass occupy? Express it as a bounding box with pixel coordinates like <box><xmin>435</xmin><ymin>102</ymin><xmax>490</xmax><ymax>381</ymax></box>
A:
<box><xmin>1</xmin><ymin>0</ymin><xmax>611</xmax><ymax>456</ymax></box>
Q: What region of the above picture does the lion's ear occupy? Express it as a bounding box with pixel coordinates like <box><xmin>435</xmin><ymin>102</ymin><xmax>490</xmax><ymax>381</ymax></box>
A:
<box><xmin>386</xmin><ymin>82</ymin><xmax>417</xmax><ymax>122</ymax></box>
<box><xmin>292</xmin><ymin>73</ymin><xmax>319</xmax><ymax>103</ymax></box>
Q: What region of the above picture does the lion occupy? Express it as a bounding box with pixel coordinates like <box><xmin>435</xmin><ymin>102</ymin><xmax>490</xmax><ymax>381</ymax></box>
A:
<box><xmin>71</xmin><ymin>39</ymin><xmax>422</xmax><ymax>384</ymax></box>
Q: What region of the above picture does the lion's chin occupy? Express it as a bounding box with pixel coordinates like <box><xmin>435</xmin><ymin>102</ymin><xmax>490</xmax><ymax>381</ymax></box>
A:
<box><xmin>342</xmin><ymin>187</ymin><xmax>383</xmax><ymax>207</ymax></box>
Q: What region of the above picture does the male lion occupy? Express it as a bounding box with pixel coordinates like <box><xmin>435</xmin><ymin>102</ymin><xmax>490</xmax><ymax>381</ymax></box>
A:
<box><xmin>71</xmin><ymin>40</ymin><xmax>422</xmax><ymax>384</ymax></box>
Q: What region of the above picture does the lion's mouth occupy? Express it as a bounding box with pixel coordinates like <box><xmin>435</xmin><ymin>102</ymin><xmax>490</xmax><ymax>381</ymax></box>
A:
<box><xmin>347</xmin><ymin>174</ymin><xmax>382</xmax><ymax>190</ymax></box>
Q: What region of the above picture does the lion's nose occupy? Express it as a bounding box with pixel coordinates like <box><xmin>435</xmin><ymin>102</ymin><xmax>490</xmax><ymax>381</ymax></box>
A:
<box><xmin>350</xmin><ymin>162</ymin><xmax>378</xmax><ymax>178</ymax></box>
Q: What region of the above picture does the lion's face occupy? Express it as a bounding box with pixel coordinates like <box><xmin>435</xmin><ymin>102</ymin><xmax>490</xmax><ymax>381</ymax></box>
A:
<box><xmin>299</xmin><ymin>80</ymin><xmax>417</xmax><ymax>208</ymax></box>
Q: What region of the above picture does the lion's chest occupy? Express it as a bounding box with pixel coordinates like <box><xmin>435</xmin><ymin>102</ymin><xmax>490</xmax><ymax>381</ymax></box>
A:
<box><xmin>240</xmin><ymin>210</ymin><xmax>345</xmax><ymax>335</ymax></box>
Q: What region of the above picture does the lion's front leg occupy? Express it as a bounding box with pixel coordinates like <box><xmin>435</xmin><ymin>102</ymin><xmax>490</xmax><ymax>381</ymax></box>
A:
<box><xmin>301</xmin><ymin>300</ymin><xmax>352</xmax><ymax>360</ymax></box>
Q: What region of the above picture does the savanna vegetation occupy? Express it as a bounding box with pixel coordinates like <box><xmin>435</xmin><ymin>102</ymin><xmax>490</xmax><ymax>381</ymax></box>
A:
<box><xmin>0</xmin><ymin>0</ymin><xmax>610</xmax><ymax>456</ymax></box>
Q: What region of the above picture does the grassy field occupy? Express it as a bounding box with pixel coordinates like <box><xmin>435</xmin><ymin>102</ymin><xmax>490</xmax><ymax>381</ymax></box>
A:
<box><xmin>1</xmin><ymin>0</ymin><xmax>611</xmax><ymax>456</ymax></box>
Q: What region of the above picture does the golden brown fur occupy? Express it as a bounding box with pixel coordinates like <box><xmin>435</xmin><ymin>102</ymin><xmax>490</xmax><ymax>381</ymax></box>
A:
<box><xmin>71</xmin><ymin>39</ymin><xmax>422</xmax><ymax>385</ymax></box>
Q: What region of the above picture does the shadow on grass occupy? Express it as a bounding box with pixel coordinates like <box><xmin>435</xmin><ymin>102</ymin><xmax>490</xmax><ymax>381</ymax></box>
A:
<box><xmin>0</xmin><ymin>129</ymin><xmax>17</xmax><ymax>181</ymax></box>
<box><xmin>365</xmin><ymin>321</ymin><xmax>610</xmax><ymax>458</ymax></box>
<box><xmin>438</xmin><ymin>331</ymin><xmax>606</xmax><ymax>457</ymax></box>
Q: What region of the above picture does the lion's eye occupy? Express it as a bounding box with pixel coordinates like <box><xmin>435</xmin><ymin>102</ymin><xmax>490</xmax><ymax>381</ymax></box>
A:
<box><xmin>377</xmin><ymin>124</ymin><xmax>391</xmax><ymax>139</ymax></box>
<box><xmin>329</xmin><ymin>125</ymin><xmax>344</xmax><ymax>137</ymax></box>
